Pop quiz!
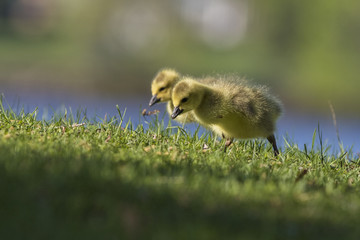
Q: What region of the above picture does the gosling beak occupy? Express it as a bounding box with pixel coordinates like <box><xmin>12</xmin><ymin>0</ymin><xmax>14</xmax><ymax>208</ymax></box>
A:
<box><xmin>149</xmin><ymin>94</ymin><xmax>160</xmax><ymax>107</ymax></box>
<box><xmin>171</xmin><ymin>106</ymin><xmax>183</xmax><ymax>119</ymax></box>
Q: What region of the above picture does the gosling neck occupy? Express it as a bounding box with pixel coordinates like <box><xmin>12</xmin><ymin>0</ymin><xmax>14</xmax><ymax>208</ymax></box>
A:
<box><xmin>192</xmin><ymin>83</ymin><xmax>222</xmax><ymax>123</ymax></box>
<box><xmin>193</xmin><ymin>82</ymin><xmax>219</xmax><ymax>110</ymax></box>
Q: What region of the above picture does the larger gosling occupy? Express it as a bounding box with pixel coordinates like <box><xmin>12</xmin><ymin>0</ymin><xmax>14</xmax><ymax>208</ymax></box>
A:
<box><xmin>171</xmin><ymin>77</ymin><xmax>283</xmax><ymax>156</ymax></box>
<box><xmin>149</xmin><ymin>68</ymin><xmax>216</xmax><ymax>123</ymax></box>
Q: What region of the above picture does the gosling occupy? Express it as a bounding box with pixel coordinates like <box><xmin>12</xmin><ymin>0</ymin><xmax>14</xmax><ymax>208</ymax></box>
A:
<box><xmin>149</xmin><ymin>68</ymin><xmax>216</xmax><ymax>123</ymax></box>
<box><xmin>171</xmin><ymin>77</ymin><xmax>283</xmax><ymax>156</ymax></box>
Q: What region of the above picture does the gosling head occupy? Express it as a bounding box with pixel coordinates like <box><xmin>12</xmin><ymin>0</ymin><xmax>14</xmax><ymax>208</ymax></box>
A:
<box><xmin>171</xmin><ymin>78</ymin><xmax>203</xmax><ymax>119</ymax></box>
<box><xmin>149</xmin><ymin>69</ymin><xmax>180</xmax><ymax>107</ymax></box>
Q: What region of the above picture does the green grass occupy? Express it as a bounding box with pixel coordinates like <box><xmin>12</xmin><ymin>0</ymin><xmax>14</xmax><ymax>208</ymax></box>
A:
<box><xmin>0</xmin><ymin>101</ymin><xmax>360</xmax><ymax>240</ymax></box>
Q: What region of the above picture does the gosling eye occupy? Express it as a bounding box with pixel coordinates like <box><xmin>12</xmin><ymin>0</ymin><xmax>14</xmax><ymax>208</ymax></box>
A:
<box><xmin>181</xmin><ymin>97</ymin><xmax>188</xmax><ymax>103</ymax></box>
<box><xmin>159</xmin><ymin>87</ymin><xmax>166</xmax><ymax>92</ymax></box>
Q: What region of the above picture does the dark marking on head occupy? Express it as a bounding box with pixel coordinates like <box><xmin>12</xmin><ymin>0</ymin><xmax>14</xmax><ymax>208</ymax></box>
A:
<box><xmin>175</xmin><ymin>81</ymin><xmax>190</xmax><ymax>93</ymax></box>
<box><xmin>155</xmin><ymin>72</ymin><xmax>165</xmax><ymax>83</ymax></box>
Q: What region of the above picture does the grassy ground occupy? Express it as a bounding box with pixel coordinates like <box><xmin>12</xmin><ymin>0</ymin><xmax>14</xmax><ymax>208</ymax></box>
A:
<box><xmin>0</xmin><ymin>102</ymin><xmax>360</xmax><ymax>240</ymax></box>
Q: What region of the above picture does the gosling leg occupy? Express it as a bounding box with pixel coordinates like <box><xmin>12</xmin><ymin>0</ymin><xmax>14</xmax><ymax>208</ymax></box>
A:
<box><xmin>267</xmin><ymin>134</ymin><xmax>279</xmax><ymax>156</ymax></box>
<box><xmin>221</xmin><ymin>133</ymin><xmax>234</xmax><ymax>152</ymax></box>
<box><xmin>224</xmin><ymin>138</ymin><xmax>234</xmax><ymax>153</ymax></box>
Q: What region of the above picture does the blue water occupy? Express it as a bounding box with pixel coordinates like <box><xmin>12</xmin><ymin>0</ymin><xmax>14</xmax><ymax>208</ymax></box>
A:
<box><xmin>1</xmin><ymin>90</ymin><xmax>359</xmax><ymax>155</ymax></box>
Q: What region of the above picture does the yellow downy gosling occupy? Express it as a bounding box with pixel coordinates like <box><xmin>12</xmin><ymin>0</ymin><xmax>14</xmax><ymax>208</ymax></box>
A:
<box><xmin>149</xmin><ymin>68</ymin><xmax>216</xmax><ymax>124</ymax></box>
<box><xmin>171</xmin><ymin>77</ymin><xmax>283</xmax><ymax>156</ymax></box>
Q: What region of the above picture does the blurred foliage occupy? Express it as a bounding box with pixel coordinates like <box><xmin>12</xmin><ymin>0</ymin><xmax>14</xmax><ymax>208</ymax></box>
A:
<box><xmin>0</xmin><ymin>0</ymin><xmax>360</xmax><ymax>115</ymax></box>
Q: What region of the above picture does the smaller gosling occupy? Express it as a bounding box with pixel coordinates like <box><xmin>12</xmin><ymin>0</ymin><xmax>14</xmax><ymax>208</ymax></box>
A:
<box><xmin>171</xmin><ymin>77</ymin><xmax>282</xmax><ymax>156</ymax></box>
<box><xmin>149</xmin><ymin>68</ymin><xmax>216</xmax><ymax>124</ymax></box>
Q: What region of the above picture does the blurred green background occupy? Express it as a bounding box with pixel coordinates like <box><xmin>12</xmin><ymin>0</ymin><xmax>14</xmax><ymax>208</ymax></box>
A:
<box><xmin>1</xmin><ymin>0</ymin><xmax>360</xmax><ymax>116</ymax></box>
